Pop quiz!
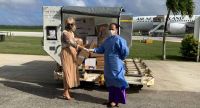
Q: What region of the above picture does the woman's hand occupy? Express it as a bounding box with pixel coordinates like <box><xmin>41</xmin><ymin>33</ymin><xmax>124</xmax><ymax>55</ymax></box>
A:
<box><xmin>88</xmin><ymin>49</ymin><xmax>94</xmax><ymax>52</ymax></box>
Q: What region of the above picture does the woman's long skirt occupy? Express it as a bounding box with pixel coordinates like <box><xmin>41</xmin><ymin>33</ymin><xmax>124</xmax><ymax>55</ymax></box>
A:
<box><xmin>108</xmin><ymin>86</ymin><xmax>126</xmax><ymax>104</ymax></box>
<box><xmin>61</xmin><ymin>47</ymin><xmax>80</xmax><ymax>89</ymax></box>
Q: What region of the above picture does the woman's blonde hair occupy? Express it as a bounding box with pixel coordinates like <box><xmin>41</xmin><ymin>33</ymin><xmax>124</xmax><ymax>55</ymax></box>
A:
<box><xmin>65</xmin><ymin>17</ymin><xmax>75</xmax><ymax>25</ymax></box>
<box><xmin>65</xmin><ymin>17</ymin><xmax>76</xmax><ymax>31</ymax></box>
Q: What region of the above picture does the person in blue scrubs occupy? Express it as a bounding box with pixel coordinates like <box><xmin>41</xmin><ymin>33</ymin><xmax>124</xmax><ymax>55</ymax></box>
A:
<box><xmin>90</xmin><ymin>23</ymin><xmax>129</xmax><ymax>107</ymax></box>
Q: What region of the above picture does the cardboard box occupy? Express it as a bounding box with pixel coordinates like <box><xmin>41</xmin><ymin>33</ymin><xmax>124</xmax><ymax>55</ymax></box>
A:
<box><xmin>77</xmin><ymin>49</ymin><xmax>89</xmax><ymax>66</ymax></box>
<box><xmin>96</xmin><ymin>24</ymin><xmax>109</xmax><ymax>45</ymax></box>
<box><xmin>86</xmin><ymin>36</ymin><xmax>98</xmax><ymax>45</ymax></box>
<box><xmin>96</xmin><ymin>56</ymin><xmax>104</xmax><ymax>61</ymax></box>
<box><xmin>96</xmin><ymin>66</ymin><xmax>104</xmax><ymax>70</ymax></box>
<box><xmin>85</xmin><ymin>58</ymin><xmax>96</xmax><ymax>69</ymax></box>
<box><xmin>78</xmin><ymin>49</ymin><xmax>90</xmax><ymax>58</ymax></box>
<box><xmin>77</xmin><ymin>55</ymin><xmax>85</xmax><ymax>66</ymax></box>
<box><xmin>89</xmin><ymin>41</ymin><xmax>97</xmax><ymax>49</ymax></box>
<box><xmin>85</xmin><ymin>36</ymin><xmax>98</xmax><ymax>49</ymax></box>
<box><xmin>97</xmin><ymin>61</ymin><xmax>104</xmax><ymax>66</ymax></box>
<box><xmin>90</xmin><ymin>53</ymin><xmax>104</xmax><ymax>57</ymax></box>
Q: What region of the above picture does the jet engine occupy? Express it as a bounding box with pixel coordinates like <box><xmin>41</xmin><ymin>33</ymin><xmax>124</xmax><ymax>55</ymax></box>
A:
<box><xmin>167</xmin><ymin>23</ymin><xmax>186</xmax><ymax>34</ymax></box>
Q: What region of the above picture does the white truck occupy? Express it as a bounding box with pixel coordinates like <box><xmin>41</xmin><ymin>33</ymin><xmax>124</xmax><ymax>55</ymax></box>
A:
<box><xmin>43</xmin><ymin>6</ymin><xmax>154</xmax><ymax>88</ymax></box>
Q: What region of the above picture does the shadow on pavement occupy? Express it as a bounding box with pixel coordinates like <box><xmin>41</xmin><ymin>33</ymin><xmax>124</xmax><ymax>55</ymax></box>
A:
<box><xmin>0</xmin><ymin>60</ymin><xmax>108</xmax><ymax>104</ymax></box>
<box><xmin>0</xmin><ymin>80</ymin><xmax>62</xmax><ymax>99</ymax></box>
<box><xmin>1</xmin><ymin>59</ymin><xmax>200</xmax><ymax>107</ymax></box>
<box><xmin>0</xmin><ymin>80</ymin><xmax>107</xmax><ymax>104</ymax></box>
<box><xmin>0</xmin><ymin>60</ymin><xmax>57</xmax><ymax>84</ymax></box>
<box><xmin>0</xmin><ymin>60</ymin><xmax>63</xmax><ymax>99</ymax></box>
<box><xmin>71</xmin><ymin>92</ymin><xmax>107</xmax><ymax>104</ymax></box>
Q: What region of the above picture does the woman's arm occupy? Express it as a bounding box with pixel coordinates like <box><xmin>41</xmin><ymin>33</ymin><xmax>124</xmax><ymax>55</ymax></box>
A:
<box><xmin>93</xmin><ymin>43</ymin><xmax>105</xmax><ymax>54</ymax></box>
<box><xmin>74</xmin><ymin>37</ymin><xmax>83</xmax><ymax>46</ymax></box>
<box><xmin>63</xmin><ymin>32</ymin><xmax>78</xmax><ymax>48</ymax></box>
<box><xmin>116</xmin><ymin>38</ymin><xmax>129</xmax><ymax>60</ymax></box>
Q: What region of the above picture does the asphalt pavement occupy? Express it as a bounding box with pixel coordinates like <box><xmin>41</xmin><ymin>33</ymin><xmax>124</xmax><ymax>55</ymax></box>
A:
<box><xmin>0</xmin><ymin>54</ymin><xmax>200</xmax><ymax>108</ymax></box>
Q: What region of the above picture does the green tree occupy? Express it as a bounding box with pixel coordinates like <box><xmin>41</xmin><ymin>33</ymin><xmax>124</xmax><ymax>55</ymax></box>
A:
<box><xmin>180</xmin><ymin>34</ymin><xmax>198</xmax><ymax>58</ymax></box>
<box><xmin>162</xmin><ymin>0</ymin><xmax>195</xmax><ymax>60</ymax></box>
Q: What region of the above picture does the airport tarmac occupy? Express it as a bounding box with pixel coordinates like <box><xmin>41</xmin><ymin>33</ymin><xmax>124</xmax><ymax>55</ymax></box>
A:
<box><xmin>0</xmin><ymin>54</ymin><xmax>200</xmax><ymax>108</ymax></box>
<box><xmin>0</xmin><ymin>31</ymin><xmax>183</xmax><ymax>42</ymax></box>
<box><xmin>132</xmin><ymin>36</ymin><xmax>183</xmax><ymax>42</ymax></box>
<box><xmin>0</xmin><ymin>31</ymin><xmax>43</xmax><ymax>37</ymax></box>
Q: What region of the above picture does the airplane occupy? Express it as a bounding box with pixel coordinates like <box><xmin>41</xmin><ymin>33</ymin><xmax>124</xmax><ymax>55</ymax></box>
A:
<box><xmin>132</xmin><ymin>15</ymin><xmax>200</xmax><ymax>35</ymax></box>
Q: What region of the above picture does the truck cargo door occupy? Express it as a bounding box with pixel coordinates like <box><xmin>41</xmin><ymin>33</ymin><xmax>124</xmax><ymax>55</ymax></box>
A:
<box><xmin>43</xmin><ymin>6</ymin><xmax>62</xmax><ymax>65</ymax></box>
<box><xmin>120</xmin><ymin>15</ymin><xmax>133</xmax><ymax>47</ymax></box>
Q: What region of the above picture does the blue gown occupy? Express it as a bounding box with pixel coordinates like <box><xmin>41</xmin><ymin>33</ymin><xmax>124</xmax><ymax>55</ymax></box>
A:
<box><xmin>94</xmin><ymin>35</ymin><xmax>129</xmax><ymax>88</ymax></box>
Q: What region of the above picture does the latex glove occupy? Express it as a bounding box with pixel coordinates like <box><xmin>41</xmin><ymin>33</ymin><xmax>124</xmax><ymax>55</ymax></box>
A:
<box><xmin>88</xmin><ymin>49</ymin><xmax>94</xmax><ymax>52</ymax></box>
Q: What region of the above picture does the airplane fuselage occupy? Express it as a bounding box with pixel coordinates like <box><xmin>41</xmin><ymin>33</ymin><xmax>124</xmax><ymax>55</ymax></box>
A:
<box><xmin>132</xmin><ymin>15</ymin><xmax>199</xmax><ymax>34</ymax></box>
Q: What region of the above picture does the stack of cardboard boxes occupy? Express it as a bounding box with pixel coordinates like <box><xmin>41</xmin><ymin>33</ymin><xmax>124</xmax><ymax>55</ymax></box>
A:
<box><xmin>90</xmin><ymin>52</ymin><xmax>104</xmax><ymax>70</ymax></box>
<box><xmin>77</xmin><ymin>37</ymin><xmax>99</xmax><ymax>69</ymax></box>
<box><xmin>84</xmin><ymin>36</ymin><xmax>98</xmax><ymax>69</ymax></box>
<box><xmin>76</xmin><ymin>22</ymin><xmax>109</xmax><ymax>70</ymax></box>
<box><xmin>96</xmin><ymin>56</ymin><xmax>104</xmax><ymax>70</ymax></box>
<box><xmin>77</xmin><ymin>43</ymin><xmax>105</xmax><ymax>70</ymax></box>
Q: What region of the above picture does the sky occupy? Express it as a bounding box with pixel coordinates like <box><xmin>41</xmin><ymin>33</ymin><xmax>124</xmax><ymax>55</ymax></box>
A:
<box><xmin>0</xmin><ymin>0</ymin><xmax>200</xmax><ymax>25</ymax></box>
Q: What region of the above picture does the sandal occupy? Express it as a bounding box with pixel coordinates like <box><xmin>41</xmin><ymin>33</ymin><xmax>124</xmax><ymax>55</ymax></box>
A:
<box><xmin>107</xmin><ymin>102</ymin><xmax>119</xmax><ymax>107</ymax></box>
<box><xmin>62</xmin><ymin>95</ymin><xmax>73</xmax><ymax>100</ymax></box>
